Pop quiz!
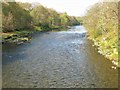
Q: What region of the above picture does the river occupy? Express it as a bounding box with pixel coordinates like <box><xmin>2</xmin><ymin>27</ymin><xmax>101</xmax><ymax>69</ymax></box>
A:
<box><xmin>2</xmin><ymin>25</ymin><xmax>118</xmax><ymax>88</ymax></box>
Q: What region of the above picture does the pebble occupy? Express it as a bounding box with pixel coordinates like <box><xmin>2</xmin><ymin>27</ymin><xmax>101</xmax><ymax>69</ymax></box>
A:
<box><xmin>33</xmin><ymin>85</ymin><xmax>37</xmax><ymax>88</ymax></box>
<box><xmin>33</xmin><ymin>81</ymin><xmax>38</xmax><ymax>84</ymax></box>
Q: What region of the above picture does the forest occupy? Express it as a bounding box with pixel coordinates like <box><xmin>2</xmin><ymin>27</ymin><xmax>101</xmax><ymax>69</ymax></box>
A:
<box><xmin>2</xmin><ymin>2</ymin><xmax>80</xmax><ymax>43</ymax></box>
<box><xmin>84</xmin><ymin>2</ymin><xmax>119</xmax><ymax>67</ymax></box>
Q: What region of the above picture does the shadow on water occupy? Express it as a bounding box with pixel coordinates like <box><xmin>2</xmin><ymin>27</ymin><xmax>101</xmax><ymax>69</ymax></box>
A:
<box><xmin>2</xmin><ymin>31</ymin><xmax>50</xmax><ymax>65</ymax></box>
<box><xmin>84</xmin><ymin>39</ymin><xmax>118</xmax><ymax>86</ymax></box>
<box><xmin>2</xmin><ymin>43</ymin><xmax>28</xmax><ymax>65</ymax></box>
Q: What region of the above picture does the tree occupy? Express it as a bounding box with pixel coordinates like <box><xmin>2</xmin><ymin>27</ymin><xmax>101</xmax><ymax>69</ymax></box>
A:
<box><xmin>60</xmin><ymin>12</ymin><xmax>69</xmax><ymax>26</ymax></box>
<box><xmin>30</xmin><ymin>4</ymin><xmax>50</xmax><ymax>28</ymax></box>
<box><xmin>2</xmin><ymin>2</ymin><xmax>33</xmax><ymax>32</ymax></box>
<box><xmin>17</xmin><ymin>2</ymin><xmax>32</xmax><ymax>11</ymax></box>
<box><xmin>48</xmin><ymin>8</ymin><xmax>61</xmax><ymax>27</ymax></box>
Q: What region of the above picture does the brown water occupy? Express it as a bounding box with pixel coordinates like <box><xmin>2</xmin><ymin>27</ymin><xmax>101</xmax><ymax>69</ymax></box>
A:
<box><xmin>2</xmin><ymin>26</ymin><xmax>118</xmax><ymax>88</ymax></box>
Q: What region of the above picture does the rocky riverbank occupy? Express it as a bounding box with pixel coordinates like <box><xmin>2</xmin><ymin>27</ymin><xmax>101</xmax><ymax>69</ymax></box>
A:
<box><xmin>2</xmin><ymin>30</ymin><xmax>34</xmax><ymax>45</ymax></box>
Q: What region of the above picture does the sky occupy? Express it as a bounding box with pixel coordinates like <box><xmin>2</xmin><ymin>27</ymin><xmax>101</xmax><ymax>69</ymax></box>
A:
<box><xmin>15</xmin><ymin>0</ymin><xmax>101</xmax><ymax>16</ymax></box>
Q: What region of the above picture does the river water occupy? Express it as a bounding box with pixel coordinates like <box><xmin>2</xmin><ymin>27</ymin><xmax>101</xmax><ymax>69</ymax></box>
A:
<box><xmin>2</xmin><ymin>25</ymin><xmax>118</xmax><ymax>88</ymax></box>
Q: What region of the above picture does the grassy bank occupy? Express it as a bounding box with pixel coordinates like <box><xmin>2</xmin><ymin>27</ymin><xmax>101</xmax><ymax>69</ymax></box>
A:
<box><xmin>84</xmin><ymin>2</ymin><xmax>119</xmax><ymax>67</ymax></box>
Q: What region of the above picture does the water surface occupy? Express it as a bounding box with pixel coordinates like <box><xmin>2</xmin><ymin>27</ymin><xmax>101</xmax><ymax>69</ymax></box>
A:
<box><xmin>2</xmin><ymin>25</ymin><xmax>118</xmax><ymax>88</ymax></box>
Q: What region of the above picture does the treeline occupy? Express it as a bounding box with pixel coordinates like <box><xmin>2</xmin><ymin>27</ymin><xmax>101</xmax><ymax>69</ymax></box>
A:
<box><xmin>2</xmin><ymin>2</ymin><xmax>80</xmax><ymax>32</ymax></box>
<box><xmin>84</xmin><ymin>2</ymin><xmax>119</xmax><ymax>66</ymax></box>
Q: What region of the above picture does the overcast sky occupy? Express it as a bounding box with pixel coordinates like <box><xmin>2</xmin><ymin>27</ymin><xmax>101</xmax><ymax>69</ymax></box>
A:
<box><xmin>15</xmin><ymin>0</ymin><xmax>101</xmax><ymax>16</ymax></box>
